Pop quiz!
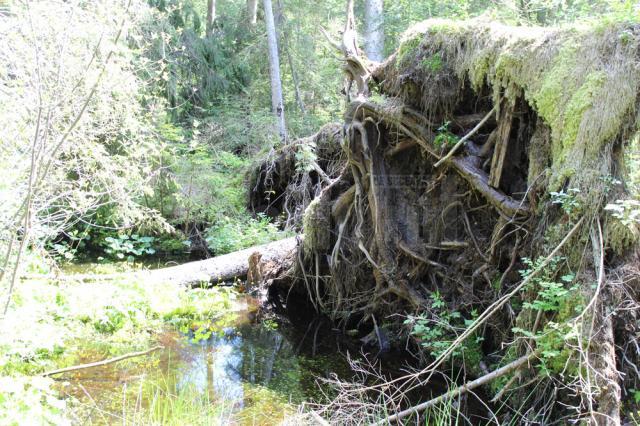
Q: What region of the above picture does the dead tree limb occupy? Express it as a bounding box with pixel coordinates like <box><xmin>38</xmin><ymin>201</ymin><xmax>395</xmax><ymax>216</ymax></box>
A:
<box><xmin>434</xmin><ymin>105</ymin><xmax>497</xmax><ymax>168</ymax></box>
<box><xmin>347</xmin><ymin>100</ymin><xmax>528</xmax><ymax>217</ymax></box>
<box><xmin>376</xmin><ymin>351</ymin><xmax>538</xmax><ymax>424</ymax></box>
<box><xmin>42</xmin><ymin>346</ymin><xmax>163</xmax><ymax>377</ymax></box>
<box><xmin>320</xmin><ymin>0</ymin><xmax>372</xmax><ymax>98</ymax></box>
<box><xmin>146</xmin><ymin>237</ymin><xmax>299</xmax><ymax>287</ymax></box>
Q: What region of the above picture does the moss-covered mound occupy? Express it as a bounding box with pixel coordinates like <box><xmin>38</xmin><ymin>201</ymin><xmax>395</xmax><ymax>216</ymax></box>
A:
<box><xmin>383</xmin><ymin>18</ymin><xmax>640</xmax><ymax>193</ymax></box>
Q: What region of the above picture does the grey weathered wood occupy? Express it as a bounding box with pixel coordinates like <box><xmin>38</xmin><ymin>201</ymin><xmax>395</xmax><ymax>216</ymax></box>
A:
<box><xmin>247</xmin><ymin>0</ymin><xmax>258</xmax><ymax>26</ymax></box>
<box><xmin>364</xmin><ymin>0</ymin><xmax>384</xmax><ymax>62</ymax></box>
<box><xmin>489</xmin><ymin>100</ymin><xmax>515</xmax><ymax>188</ymax></box>
<box><xmin>205</xmin><ymin>0</ymin><xmax>216</xmax><ymax>37</ymax></box>
<box><xmin>146</xmin><ymin>236</ymin><xmax>299</xmax><ymax>286</ymax></box>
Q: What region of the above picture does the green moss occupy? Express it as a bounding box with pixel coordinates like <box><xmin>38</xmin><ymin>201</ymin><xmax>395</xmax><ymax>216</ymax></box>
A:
<box><xmin>607</xmin><ymin>215</ymin><xmax>640</xmax><ymax>255</ymax></box>
<box><xmin>494</xmin><ymin>52</ymin><xmax>521</xmax><ymax>86</ymax></box>
<box><xmin>469</xmin><ymin>53</ymin><xmax>491</xmax><ymax>90</ymax></box>
<box><xmin>531</xmin><ymin>44</ymin><xmax>579</xmax><ymax>156</ymax></box>
<box><xmin>396</xmin><ymin>34</ymin><xmax>423</xmax><ymax>69</ymax></box>
<box><xmin>426</xmin><ymin>21</ymin><xmax>463</xmax><ymax>35</ymax></box>
<box><xmin>420</xmin><ymin>53</ymin><xmax>444</xmax><ymax>73</ymax></box>
<box><xmin>302</xmin><ymin>198</ymin><xmax>331</xmax><ymax>254</ymax></box>
<box><xmin>560</xmin><ymin>72</ymin><xmax>606</xmax><ymax>157</ymax></box>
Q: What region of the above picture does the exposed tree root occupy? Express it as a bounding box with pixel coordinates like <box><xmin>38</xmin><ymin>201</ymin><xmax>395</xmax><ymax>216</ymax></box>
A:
<box><xmin>250</xmin><ymin>16</ymin><xmax>640</xmax><ymax>424</ymax></box>
<box><xmin>375</xmin><ymin>351</ymin><xmax>538</xmax><ymax>424</ymax></box>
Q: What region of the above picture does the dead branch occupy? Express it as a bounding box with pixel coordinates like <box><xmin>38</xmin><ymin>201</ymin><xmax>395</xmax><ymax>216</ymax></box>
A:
<box><xmin>42</xmin><ymin>346</ymin><xmax>163</xmax><ymax>377</ymax></box>
<box><xmin>346</xmin><ymin>100</ymin><xmax>528</xmax><ymax>218</ymax></box>
<box><xmin>376</xmin><ymin>351</ymin><xmax>538</xmax><ymax>424</ymax></box>
<box><xmin>434</xmin><ymin>105</ymin><xmax>497</xmax><ymax>168</ymax></box>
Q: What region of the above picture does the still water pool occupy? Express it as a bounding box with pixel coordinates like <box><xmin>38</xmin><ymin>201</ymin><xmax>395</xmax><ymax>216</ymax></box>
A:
<box><xmin>57</xmin><ymin>292</ymin><xmax>354</xmax><ymax>425</ymax></box>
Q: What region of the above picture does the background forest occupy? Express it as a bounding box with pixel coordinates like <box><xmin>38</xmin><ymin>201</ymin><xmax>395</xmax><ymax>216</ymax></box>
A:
<box><xmin>1</xmin><ymin>0</ymin><xmax>639</xmax><ymax>424</ymax></box>
<box><xmin>2</xmin><ymin>0</ymin><xmax>637</xmax><ymax>272</ymax></box>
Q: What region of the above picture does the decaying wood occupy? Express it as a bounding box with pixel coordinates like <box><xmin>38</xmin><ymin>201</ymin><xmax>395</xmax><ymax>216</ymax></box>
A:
<box><xmin>42</xmin><ymin>346</ymin><xmax>164</xmax><ymax>377</ymax></box>
<box><xmin>146</xmin><ymin>237</ymin><xmax>299</xmax><ymax>287</ymax></box>
<box><xmin>347</xmin><ymin>100</ymin><xmax>528</xmax><ymax>218</ymax></box>
<box><xmin>28</xmin><ymin>238</ymin><xmax>300</xmax><ymax>287</ymax></box>
<box><xmin>320</xmin><ymin>0</ymin><xmax>372</xmax><ymax>99</ymax></box>
<box><xmin>433</xmin><ymin>105</ymin><xmax>496</xmax><ymax>168</ymax></box>
<box><xmin>452</xmin><ymin>112</ymin><xmax>497</xmax><ymax>131</ymax></box>
<box><xmin>489</xmin><ymin>99</ymin><xmax>515</xmax><ymax>188</ymax></box>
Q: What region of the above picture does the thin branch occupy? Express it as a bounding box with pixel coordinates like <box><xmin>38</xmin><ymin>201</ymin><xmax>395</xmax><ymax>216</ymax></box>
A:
<box><xmin>433</xmin><ymin>105</ymin><xmax>497</xmax><ymax>168</ymax></box>
<box><xmin>376</xmin><ymin>351</ymin><xmax>538</xmax><ymax>424</ymax></box>
<box><xmin>356</xmin><ymin>217</ymin><xmax>585</xmax><ymax>396</ymax></box>
<box><xmin>42</xmin><ymin>346</ymin><xmax>163</xmax><ymax>377</ymax></box>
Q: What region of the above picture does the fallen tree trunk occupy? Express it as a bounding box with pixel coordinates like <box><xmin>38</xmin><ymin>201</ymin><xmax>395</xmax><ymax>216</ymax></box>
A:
<box><xmin>24</xmin><ymin>237</ymin><xmax>300</xmax><ymax>287</ymax></box>
<box><xmin>146</xmin><ymin>237</ymin><xmax>300</xmax><ymax>287</ymax></box>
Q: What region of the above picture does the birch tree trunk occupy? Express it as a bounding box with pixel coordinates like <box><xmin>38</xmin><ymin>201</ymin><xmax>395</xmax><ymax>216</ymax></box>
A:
<box><xmin>363</xmin><ymin>0</ymin><xmax>384</xmax><ymax>62</ymax></box>
<box><xmin>206</xmin><ymin>0</ymin><xmax>216</xmax><ymax>37</ymax></box>
<box><xmin>247</xmin><ymin>0</ymin><xmax>258</xmax><ymax>27</ymax></box>
<box><xmin>276</xmin><ymin>0</ymin><xmax>306</xmax><ymax>114</ymax></box>
<box><xmin>263</xmin><ymin>0</ymin><xmax>287</xmax><ymax>142</ymax></box>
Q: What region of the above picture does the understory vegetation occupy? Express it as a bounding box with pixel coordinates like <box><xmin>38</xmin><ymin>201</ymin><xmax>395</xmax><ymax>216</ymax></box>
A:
<box><xmin>1</xmin><ymin>0</ymin><xmax>640</xmax><ymax>424</ymax></box>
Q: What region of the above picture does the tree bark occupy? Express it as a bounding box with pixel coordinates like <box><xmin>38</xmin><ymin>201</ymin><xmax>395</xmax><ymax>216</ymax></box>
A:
<box><xmin>247</xmin><ymin>0</ymin><xmax>258</xmax><ymax>27</ymax></box>
<box><xmin>363</xmin><ymin>0</ymin><xmax>384</xmax><ymax>62</ymax></box>
<box><xmin>146</xmin><ymin>237</ymin><xmax>299</xmax><ymax>287</ymax></box>
<box><xmin>276</xmin><ymin>0</ymin><xmax>306</xmax><ymax>115</ymax></box>
<box><xmin>263</xmin><ymin>0</ymin><xmax>287</xmax><ymax>142</ymax></box>
<box><xmin>206</xmin><ymin>0</ymin><xmax>216</xmax><ymax>37</ymax></box>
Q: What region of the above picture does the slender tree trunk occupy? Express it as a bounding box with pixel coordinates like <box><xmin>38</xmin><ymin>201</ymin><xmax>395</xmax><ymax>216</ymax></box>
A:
<box><xmin>276</xmin><ymin>0</ymin><xmax>306</xmax><ymax>115</ymax></box>
<box><xmin>247</xmin><ymin>0</ymin><xmax>258</xmax><ymax>27</ymax></box>
<box><xmin>287</xmin><ymin>48</ymin><xmax>306</xmax><ymax>114</ymax></box>
<box><xmin>363</xmin><ymin>0</ymin><xmax>384</xmax><ymax>62</ymax></box>
<box><xmin>263</xmin><ymin>0</ymin><xmax>287</xmax><ymax>142</ymax></box>
<box><xmin>206</xmin><ymin>0</ymin><xmax>216</xmax><ymax>37</ymax></box>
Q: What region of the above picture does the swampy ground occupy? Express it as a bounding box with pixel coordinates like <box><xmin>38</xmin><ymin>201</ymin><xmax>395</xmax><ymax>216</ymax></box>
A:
<box><xmin>0</xmin><ymin>261</ymin><xmax>356</xmax><ymax>425</ymax></box>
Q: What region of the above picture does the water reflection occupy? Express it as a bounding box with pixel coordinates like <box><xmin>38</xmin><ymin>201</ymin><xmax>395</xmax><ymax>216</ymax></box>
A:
<box><xmin>177</xmin><ymin>329</ymin><xmax>245</xmax><ymax>408</ymax></box>
<box><xmin>61</xmin><ymin>294</ymin><xmax>354</xmax><ymax>424</ymax></box>
<box><xmin>178</xmin><ymin>321</ymin><xmax>306</xmax><ymax>409</ymax></box>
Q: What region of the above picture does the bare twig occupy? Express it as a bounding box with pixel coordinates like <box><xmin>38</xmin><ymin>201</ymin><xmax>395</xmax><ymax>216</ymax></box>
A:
<box><xmin>377</xmin><ymin>351</ymin><xmax>538</xmax><ymax>424</ymax></box>
<box><xmin>42</xmin><ymin>346</ymin><xmax>163</xmax><ymax>377</ymax></box>
<box><xmin>433</xmin><ymin>105</ymin><xmax>497</xmax><ymax>168</ymax></box>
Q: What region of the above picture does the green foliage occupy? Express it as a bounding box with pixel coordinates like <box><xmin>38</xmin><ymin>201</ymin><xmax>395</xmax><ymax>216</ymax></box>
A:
<box><xmin>405</xmin><ymin>292</ymin><xmax>483</xmax><ymax>368</ymax></box>
<box><xmin>101</xmin><ymin>235</ymin><xmax>156</xmax><ymax>260</ymax></box>
<box><xmin>140</xmin><ymin>0</ymin><xmax>251</xmax><ymax>118</ymax></box>
<box><xmin>433</xmin><ymin>122</ymin><xmax>459</xmax><ymax>150</ymax></box>
<box><xmin>295</xmin><ymin>141</ymin><xmax>318</xmax><ymax>174</ymax></box>
<box><xmin>550</xmin><ymin>188</ymin><xmax>582</xmax><ymax>217</ymax></box>
<box><xmin>93</xmin><ymin>305</ymin><xmax>128</xmax><ymax>334</ymax></box>
<box><xmin>0</xmin><ymin>377</ymin><xmax>68</xmax><ymax>425</ymax></box>
<box><xmin>514</xmin><ymin>256</ymin><xmax>584</xmax><ymax>376</ymax></box>
<box><xmin>205</xmin><ymin>214</ymin><xmax>287</xmax><ymax>255</ymax></box>
<box><xmin>519</xmin><ymin>256</ymin><xmax>576</xmax><ymax>311</ymax></box>
<box><xmin>605</xmin><ymin>199</ymin><xmax>640</xmax><ymax>229</ymax></box>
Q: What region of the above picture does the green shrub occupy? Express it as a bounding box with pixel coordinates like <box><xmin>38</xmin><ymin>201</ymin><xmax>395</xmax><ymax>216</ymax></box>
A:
<box><xmin>205</xmin><ymin>214</ymin><xmax>288</xmax><ymax>255</ymax></box>
<box><xmin>101</xmin><ymin>235</ymin><xmax>156</xmax><ymax>260</ymax></box>
<box><xmin>404</xmin><ymin>291</ymin><xmax>483</xmax><ymax>368</ymax></box>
